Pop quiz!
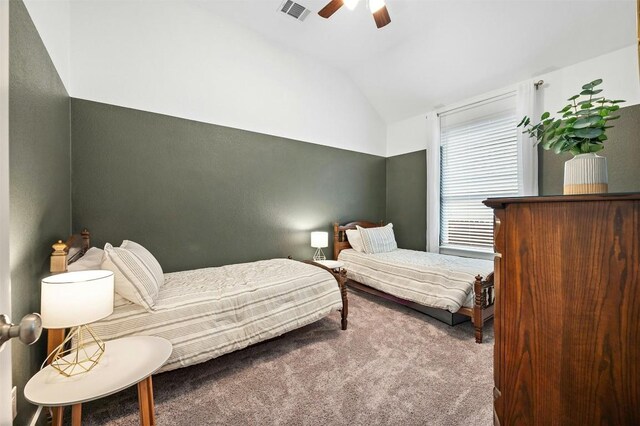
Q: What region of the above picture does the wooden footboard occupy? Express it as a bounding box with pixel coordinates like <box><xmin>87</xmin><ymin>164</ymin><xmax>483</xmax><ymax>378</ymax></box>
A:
<box><xmin>475</xmin><ymin>273</ymin><xmax>495</xmax><ymax>342</ymax></box>
<box><xmin>459</xmin><ymin>273</ymin><xmax>494</xmax><ymax>343</ymax></box>
<box><xmin>350</xmin><ymin>274</ymin><xmax>494</xmax><ymax>343</ymax></box>
<box><xmin>302</xmin><ymin>260</ymin><xmax>348</xmax><ymax>330</ymax></box>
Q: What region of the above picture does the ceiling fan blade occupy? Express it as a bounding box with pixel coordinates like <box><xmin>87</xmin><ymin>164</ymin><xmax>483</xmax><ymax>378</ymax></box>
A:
<box><xmin>372</xmin><ymin>5</ymin><xmax>391</xmax><ymax>28</ymax></box>
<box><xmin>318</xmin><ymin>0</ymin><xmax>344</xmax><ymax>18</ymax></box>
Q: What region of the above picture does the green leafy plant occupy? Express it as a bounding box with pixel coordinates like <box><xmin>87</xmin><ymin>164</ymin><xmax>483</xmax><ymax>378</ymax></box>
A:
<box><xmin>518</xmin><ymin>79</ymin><xmax>625</xmax><ymax>155</ymax></box>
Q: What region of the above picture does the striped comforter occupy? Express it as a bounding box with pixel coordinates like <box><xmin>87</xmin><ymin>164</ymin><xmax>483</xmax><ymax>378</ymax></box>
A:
<box><xmin>85</xmin><ymin>259</ymin><xmax>343</xmax><ymax>372</ymax></box>
<box><xmin>338</xmin><ymin>249</ymin><xmax>493</xmax><ymax>313</ymax></box>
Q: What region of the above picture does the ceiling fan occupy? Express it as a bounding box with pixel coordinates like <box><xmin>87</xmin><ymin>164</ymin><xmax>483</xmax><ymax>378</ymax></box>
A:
<box><xmin>318</xmin><ymin>0</ymin><xmax>391</xmax><ymax>29</ymax></box>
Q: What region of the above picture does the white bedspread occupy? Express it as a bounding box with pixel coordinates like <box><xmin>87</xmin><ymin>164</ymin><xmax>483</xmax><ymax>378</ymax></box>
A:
<box><xmin>338</xmin><ymin>249</ymin><xmax>493</xmax><ymax>312</ymax></box>
<box><xmin>85</xmin><ymin>259</ymin><xmax>343</xmax><ymax>372</ymax></box>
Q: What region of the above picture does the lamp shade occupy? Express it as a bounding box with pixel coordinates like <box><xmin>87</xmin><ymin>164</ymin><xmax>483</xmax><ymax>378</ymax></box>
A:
<box><xmin>41</xmin><ymin>270</ymin><xmax>114</xmax><ymax>329</ymax></box>
<box><xmin>310</xmin><ymin>231</ymin><xmax>329</xmax><ymax>248</ymax></box>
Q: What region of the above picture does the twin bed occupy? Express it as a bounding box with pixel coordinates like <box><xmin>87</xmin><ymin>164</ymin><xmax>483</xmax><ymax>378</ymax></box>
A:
<box><xmin>333</xmin><ymin>221</ymin><xmax>495</xmax><ymax>343</ymax></box>
<box><xmin>49</xmin><ymin>231</ymin><xmax>347</xmax><ymax>374</ymax></box>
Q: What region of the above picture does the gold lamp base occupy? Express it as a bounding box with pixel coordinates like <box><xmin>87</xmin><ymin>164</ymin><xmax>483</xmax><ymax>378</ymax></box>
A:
<box><xmin>47</xmin><ymin>325</ymin><xmax>105</xmax><ymax>377</ymax></box>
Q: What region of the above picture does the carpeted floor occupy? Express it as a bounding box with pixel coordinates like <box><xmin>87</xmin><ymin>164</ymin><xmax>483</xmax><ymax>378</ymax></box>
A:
<box><xmin>80</xmin><ymin>290</ymin><xmax>494</xmax><ymax>425</ymax></box>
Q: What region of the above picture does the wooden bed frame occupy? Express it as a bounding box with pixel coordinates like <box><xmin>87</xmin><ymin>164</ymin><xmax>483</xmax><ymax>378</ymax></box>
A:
<box><xmin>333</xmin><ymin>221</ymin><xmax>494</xmax><ymax>343</ymax></box>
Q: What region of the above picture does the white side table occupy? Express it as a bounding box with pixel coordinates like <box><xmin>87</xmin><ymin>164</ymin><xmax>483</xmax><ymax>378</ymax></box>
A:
<box><xmin>313</xmin><ymin>259</ymin><xmax>344</xmax><ymax>271</ymax></box>
<box><xmin>25</xmin><ymin>336</ymin><xmax>172</xmax><ymax>426</ymax></box>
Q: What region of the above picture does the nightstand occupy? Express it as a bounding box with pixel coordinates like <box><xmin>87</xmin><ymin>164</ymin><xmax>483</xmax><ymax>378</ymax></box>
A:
<box><xmin>313</xmin><ymin>259</ymin><xmax>344</xmax><ymax>271</ymax></box>
<box><xmin>25</xmin><ymin>336</ymin><xmax>172</xmax><ymax>426</ymax></box>
<box><xmin>305</xmin><ymin>259</ymin><xmax>348</xmax><ymax>330</ymax></box>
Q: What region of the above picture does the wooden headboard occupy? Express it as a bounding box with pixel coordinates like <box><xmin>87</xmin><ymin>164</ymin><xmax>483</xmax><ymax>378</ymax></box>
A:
<box><xmin>50</xmin><ymin>229</ymin><xmax>91</xmax><ymax>273</ymax></box>
<box><xmin>333</xmin><ymin>221</ymin><xmax>383</xmax><ymax>260</ymax></box>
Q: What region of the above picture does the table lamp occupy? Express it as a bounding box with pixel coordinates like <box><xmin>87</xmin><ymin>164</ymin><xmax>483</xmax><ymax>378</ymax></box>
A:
<box><xmin>41</xmin><ymin>270</ymin><xmax>114</xmax><ymax>377</ymax></box>
<box><xmin>311</xmin><ymin>231</ymin><xmax>328</xmax><ymax>261</ymax></box>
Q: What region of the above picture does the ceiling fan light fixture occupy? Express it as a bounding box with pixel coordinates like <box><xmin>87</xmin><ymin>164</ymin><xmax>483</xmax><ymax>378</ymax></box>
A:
<box><xmin>368</xmin><ymin>0</ymin><xmax>385</xmax><ymax>13</ymax></box>
<box><xmin>318</xmin><ymin>0</ymin><xmax>391</xmax><ymax>28</ymax></box>
<box><xmin>344</xmin><ymin>0</ymin><xmax>360</xmax><ymax>10</ymax></box>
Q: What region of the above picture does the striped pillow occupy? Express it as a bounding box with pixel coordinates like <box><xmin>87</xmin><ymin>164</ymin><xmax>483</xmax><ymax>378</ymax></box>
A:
<box><xmin>121</xmin><ymin>240</ymin><xmax>164</xmax><ymax>287</ymax></box>
<box><xmin>357</xmin><ymin>223</ymin><xmax>398</xmax><ymax>254</ymax></box>
<box><xmin>102</xmin><ymin>242</ymin><xmax>162</xmax><ymax>311</ymax></box>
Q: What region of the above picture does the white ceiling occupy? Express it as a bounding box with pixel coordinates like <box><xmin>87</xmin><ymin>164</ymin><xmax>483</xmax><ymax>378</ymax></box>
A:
<box><xmin>197</xmin><ymin>0</ymin><xmax>637</xmax><ymax>123</ymax></box>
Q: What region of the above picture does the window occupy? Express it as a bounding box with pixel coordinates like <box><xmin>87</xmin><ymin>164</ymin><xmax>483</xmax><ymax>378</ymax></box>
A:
<box><xmin>438</xmin><ymin>93</ymin><xmax>519</xmax><ymax>255</ymax></box>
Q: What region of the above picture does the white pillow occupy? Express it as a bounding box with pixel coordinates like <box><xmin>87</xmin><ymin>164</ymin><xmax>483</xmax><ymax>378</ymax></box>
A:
<box><xmin>121</xmin><ymin>240</ymin><xmax>164</xmax><ymax>287</ymax></box>
<box><xmin>67</xmin><ymin>247</ymin><xmax>104</xmax><ymax>271</ymax></box>
<box><xmin>101</xmin><ymin>242</ymin><xmax>162</xmax><ymax>311</ymax></box>
<box><xmin>346</xmin><ymin>229</ymin><xmax>365</xmax><ymax>253</ymax></box>
<box><xmin>357</xmin><ymin>223</ymin><xmax>398</xmax><ymax>254</ymax></box>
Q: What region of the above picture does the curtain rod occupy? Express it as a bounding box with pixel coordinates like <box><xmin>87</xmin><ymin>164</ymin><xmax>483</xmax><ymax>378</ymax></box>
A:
<box><xmin>437</xmin><ymin>91</ymin><xmax>516</xmax><ymax>117</ymax></box>
<box><xmin>428</xmin><ymin>80</ymin><xmax>545</xmax><ymax>119</ymax></box>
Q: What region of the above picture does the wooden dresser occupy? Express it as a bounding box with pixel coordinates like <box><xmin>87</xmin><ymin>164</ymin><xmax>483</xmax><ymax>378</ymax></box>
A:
<box><xmin>484</xmin><ymin>194</ymin><xmax>639</xmax><ymax>425</ymax></box>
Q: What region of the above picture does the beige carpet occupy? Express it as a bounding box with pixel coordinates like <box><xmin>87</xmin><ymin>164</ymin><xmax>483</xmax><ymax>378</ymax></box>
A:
<box><xmin>80</xmin><ymin>290</ymin><xmax>493</xmax><ymax>425</ymax></box>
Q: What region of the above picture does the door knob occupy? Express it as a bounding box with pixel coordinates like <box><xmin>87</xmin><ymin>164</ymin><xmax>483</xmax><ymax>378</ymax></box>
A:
<box><xmin>0</xmin><ymin>313</ymin><xmax>42</xmax><ymax>349</ymax></box>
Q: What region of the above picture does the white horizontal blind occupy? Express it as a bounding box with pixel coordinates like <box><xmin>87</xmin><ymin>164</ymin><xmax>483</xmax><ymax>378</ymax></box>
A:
<box><xmin>439</xmin><ymin>94</ymin><xmax>518</xmax><ymax>253</ymax></box>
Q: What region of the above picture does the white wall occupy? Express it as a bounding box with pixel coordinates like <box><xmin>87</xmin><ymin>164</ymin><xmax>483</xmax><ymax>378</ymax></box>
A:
<box><xmin>387</xmin><ymin>114</ymin><xmax>433</xmax><ymax>158</ymax></box>
<box><xmin>67</xmin><ymin>1</ymin><xmax>386</xmax><ymax>156</ymax></box>
<box><xmin>387</xmin><ymin>45</ymin><xmax>640</xmax><ymax>157</ymax></box>
<box><xmin>23</xmin><ymin>0</ymin><xmax>70</xmax><ymax>90</ymax></box>
<box><xmin>537</xmin><ymin>46</ymin><xmax>640</xmax><ymax>115</ymax></box>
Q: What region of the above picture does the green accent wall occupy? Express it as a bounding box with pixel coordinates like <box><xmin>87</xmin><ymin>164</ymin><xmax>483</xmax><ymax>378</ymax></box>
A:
<box><xmin>9</xmin><ymin>1</ymin><xmax>71</xmax><ymax>424</ymax></box>
<box><xmin>71</xmin><ymin>99</ymin><xmax>386</xmax><ymax>271</ymax></box>
<box><xmin>386</xmin><ymin>150</ymin><xmax>426</xmax><ymax>251</ymax></box>
<box><xmin>539</xmin><ymin>104</ymin><xmax>640</xmax><ymax>195</ymax></box>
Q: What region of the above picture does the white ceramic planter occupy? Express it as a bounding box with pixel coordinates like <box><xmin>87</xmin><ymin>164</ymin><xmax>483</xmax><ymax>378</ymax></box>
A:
<box><xmin>563</xmin><ymin>153</ymin><xmax>608</xmax><ymax>195</ymax></box>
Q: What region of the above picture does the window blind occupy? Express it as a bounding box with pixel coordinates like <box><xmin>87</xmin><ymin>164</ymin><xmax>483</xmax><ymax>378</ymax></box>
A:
<box><xmin>439</xmin><ymin>94</ymin><xmax>519</xmax><ymax>253</ymax></box>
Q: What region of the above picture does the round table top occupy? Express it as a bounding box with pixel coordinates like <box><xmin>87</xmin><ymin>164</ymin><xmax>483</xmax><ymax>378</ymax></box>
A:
<box><xmin>314</xmin><ymin>260</ymin><xmax>344</xmax><ymax>270</ymax></box>
<box><xmin>24</xmin><ymin>336</ymin><xmax>172</xmax><ymax>406</ymax></box>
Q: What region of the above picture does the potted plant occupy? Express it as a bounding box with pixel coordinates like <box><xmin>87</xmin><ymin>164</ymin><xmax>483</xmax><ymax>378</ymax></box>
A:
<box><xmin>518</xmin><ymin>79</ymin><xmax>625</xmax><ymax>195</ymax></box>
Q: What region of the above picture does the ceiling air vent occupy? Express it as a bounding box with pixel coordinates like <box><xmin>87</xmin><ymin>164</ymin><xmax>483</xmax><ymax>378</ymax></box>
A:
<box><xmin>279</xmin><ymin>0</ymin><xmax>311</xmax><ymax>22</ymax></box>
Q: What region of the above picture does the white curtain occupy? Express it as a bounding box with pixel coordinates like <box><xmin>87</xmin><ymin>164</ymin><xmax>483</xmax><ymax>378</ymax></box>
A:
<box><xmin>426</xmin><ymin>117</ymin><xmax>440</xmax><ymax>253</ymax></box>
<box><xmin>516</xmin><ymin>81</ymin><xmax>540</xmax><ymax>196</ymax></box>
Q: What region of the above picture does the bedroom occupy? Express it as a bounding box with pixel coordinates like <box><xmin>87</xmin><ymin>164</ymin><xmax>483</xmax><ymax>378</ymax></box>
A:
<box><xmin>0</xmin><ymin>0</ymin><xmax>639</xmax><ymax>425</ymax></box>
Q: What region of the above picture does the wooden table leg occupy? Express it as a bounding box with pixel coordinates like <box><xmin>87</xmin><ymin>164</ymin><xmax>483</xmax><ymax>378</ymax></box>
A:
<box><xmin>52</xmin><ymin>407</ymin><xmax>64</xmax><ymax>426</ymax></box>
<box><xmin>71</xmin><ymin>404</ymin><xmax>82</xmax><ymax>426</ymax></box>
<box><xmin>147</xmin><ymin>377</ymin><xmax>156</xmax><ymax>426</ymax></box>
<box><xmin>137</xmin><ymin>376</ymin><xmax>156</xmax><ymax>426</ymax></box>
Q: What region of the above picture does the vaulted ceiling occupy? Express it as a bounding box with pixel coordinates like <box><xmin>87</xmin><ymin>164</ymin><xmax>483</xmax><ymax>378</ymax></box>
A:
<box><xmin>201</xmin><ymin>0</ymin><xmax>637</xmax><ymax>122</ymax></box>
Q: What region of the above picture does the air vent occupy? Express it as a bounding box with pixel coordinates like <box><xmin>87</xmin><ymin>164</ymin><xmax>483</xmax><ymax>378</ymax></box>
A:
<box><xmin>279</xmin><ymin>0</ymin><xmax>311</xmax><ymax>22</ymax></box>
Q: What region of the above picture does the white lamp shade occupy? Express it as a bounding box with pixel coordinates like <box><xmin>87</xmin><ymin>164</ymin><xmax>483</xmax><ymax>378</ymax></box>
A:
<box><xmin>310</xmin><ymin>231</ymin><xmax>329</xmax><ymax>248</ymax></box>
<box><xmin>41</xmin><ymin>270</ymin><xmax>114</xmax><ymax>328</ymax></box>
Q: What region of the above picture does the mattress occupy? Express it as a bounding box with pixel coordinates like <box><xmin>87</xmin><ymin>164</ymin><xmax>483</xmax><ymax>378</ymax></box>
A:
<box><xmin>338</xmin><ymin>249</ymin><xmax>493</xmax><ymax>313</ymax></box>
<box><xmin>84</xmin><ymin>258</ymin><xmax>343</xmax><ymax>372</ymax></box>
